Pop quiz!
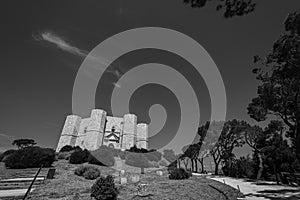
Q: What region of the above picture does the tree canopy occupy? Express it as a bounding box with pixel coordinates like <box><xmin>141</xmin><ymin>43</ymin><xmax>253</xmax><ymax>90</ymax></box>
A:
<box><xmin>248</xmin><ymin>12</ymin><xmax>300</xmax><ymax>155</ymax></box>
<box><xmin>12</xmin><ymin>139</ymin><xmax>36</xmax><ymax>149</ymax></box>
<box><xmin>183</xmin><ymin>0</ymin><xmax>256</xmax><ymax>18</ymax></box>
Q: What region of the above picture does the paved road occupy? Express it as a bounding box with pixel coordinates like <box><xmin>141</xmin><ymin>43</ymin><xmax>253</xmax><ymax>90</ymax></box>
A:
<box><xmin>0</xmin><ymin>188</ymin><xmax>35</xmax><ymax>197</ymax></box>
<box><xmin>209</xmin><ymin>176</ymin><xmax>300</xmax><ymax>200</ymax></box>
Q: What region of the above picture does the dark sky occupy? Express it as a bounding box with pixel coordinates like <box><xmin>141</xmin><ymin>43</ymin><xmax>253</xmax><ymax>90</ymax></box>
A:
<box><xmin>0</xmin><ymin>0</ymin><xmax>299</xmax><ymax>153</ymax></box>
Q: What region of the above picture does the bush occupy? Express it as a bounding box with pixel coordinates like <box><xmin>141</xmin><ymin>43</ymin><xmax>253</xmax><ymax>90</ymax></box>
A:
<box><xmin>75</xmin><ymin>165</ymin><xmax>101</xmax><ymax>180</ymax></box>
<box><xmin>69</xmin><ymin>148</ymin><xmax>90</xmax><ymax>164</ymax></box>
<box><xmin>125</xmin><ymin>153</ymin><xmax>149</xmax><ymax>168</ymax></box>
<box><xmin>119</xmin><ymin>151</ymin><xmax>127</xmax><ymax>160</ymax></box>
<box><xmin>57</xmin><ymin>152</ymin><xmax>71</xmax><ymax>160</ymax></box>
<box><xmin>91</xmin><ymin>175</ymin><xmax>118</xmax><ymax>200</ymax></box>
<box><xmin>4</xmin><ymin>147</ymin><xmax>55</xmax><ymax>169</ymax></box>
<box><xmin>144</xmin><ymin>151</ymin><xmax>162</xmax><ymax>162</ymax></box>
<box><xmin>159</xmin><ymin>160</ymin><xmax>168</xmax><ymax>167</ymax></box>
<box><xmin>88</xmin><ymin>149</ymin><xmax>115</xmax><ymax>167</ymax></box>
<box><xmin>169</xmin><ymin>168</ymin><xmax>192</xmax><ymax>180</ymax></box>
<box><xmin>0</xmin><ymin>149</ymin><xmax>17</xmax><ymax>162</ymax></box>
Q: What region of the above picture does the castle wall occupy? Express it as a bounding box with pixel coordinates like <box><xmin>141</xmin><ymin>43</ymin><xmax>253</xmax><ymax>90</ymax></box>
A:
<box><xmin>122</xmin><ymin>114</ymin><xmax>137</xmax><ymax>150</ymax></box>
<box><xmin>136</xmin><ymin>123</ymin><xmax>149</xmax><ymax>149</ymax></box>
<box><xmin>56</xmin><ymin>115</ymin><xmax>81</xmax><ymax>152</ymax></box>
<box><xmin>81</xmin><ymin>109</ymin><xmax>107</xmax><ymax>151</ymax></box>
<box><xmin>74</xmin><ymin>118</ymin><xmax>91</xmax><ymax>149</ymax></box>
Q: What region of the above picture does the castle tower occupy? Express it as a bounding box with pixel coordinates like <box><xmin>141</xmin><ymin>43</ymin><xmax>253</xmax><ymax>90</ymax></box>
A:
<box><xmin>136</xmin><ymin>123</ymin><xmax>149</xmax><ymax>149</ymax></box>
<box><xmin>81</xmin><ymin>109</ymin><xmax>107</xmax><ymax>151</ymax></box>
<box><xmin>56</xmin><ymin>115</ymin><xmax>82</xmax><ymax>152</ymax></box>
<box><xmin>121</xmin><ymin>114</ymin><xmax>137</xmax><ymax>150</ymax></box>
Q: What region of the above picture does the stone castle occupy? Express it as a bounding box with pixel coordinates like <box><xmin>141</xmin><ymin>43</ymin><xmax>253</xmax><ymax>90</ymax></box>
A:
<box><xmin>56</xmin><ymin>109</ymin><xmax>148</xmax><ymax>152</ymax></box>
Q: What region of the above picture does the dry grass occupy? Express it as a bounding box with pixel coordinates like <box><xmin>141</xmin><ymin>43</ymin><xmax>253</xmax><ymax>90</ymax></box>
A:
<box><xmin>22</xmin><ymin>160</ymin><xmax>242</xmax><ymax>200</ymax></box>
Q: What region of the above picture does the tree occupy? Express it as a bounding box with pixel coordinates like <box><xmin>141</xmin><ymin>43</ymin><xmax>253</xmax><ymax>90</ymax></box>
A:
<box><xmin>183</xmin><ymin>0</ymin><xmax>256</xmax><ymax>18</ymax></box>
<box><xmin>248</xmin><ymin>12</ymin><xmax>300</xmax><ymax>157</ymax></box>
<box><xmin>163</xmin><ymin>149</ymin><xmax>178</xmax><ymax>163</ymax></box>
<box><xmin>244</xmin><ymin>124</ymin><xmax>265</xmax><ymax>179</ymax></box>
<box><xmin>12</xmin><ymin>139</ymin><xmax>36</xmax><ymax>149</ymax></box>
<box><xmin>210</xmin><ymin>120</ymin><xmax>247</xmax><ymax>175</ymax></box>
<box><xmin>259</xmin><ymin>121</ymin><xmax>297</xmax><ymax>184</ymax></box>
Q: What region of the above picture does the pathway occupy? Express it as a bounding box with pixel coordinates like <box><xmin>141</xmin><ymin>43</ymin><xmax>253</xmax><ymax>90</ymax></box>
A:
<box><xmin>209</xmin><ymin>176</ymin><xmax>300</xmax><ymax>200</ymax></box>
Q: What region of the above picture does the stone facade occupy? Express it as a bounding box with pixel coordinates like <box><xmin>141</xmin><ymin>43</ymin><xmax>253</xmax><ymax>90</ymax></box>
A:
<box><xmin>56</xmin><ymin>109</ymin><xmax>148</xmax><ymax>152</ymax></box>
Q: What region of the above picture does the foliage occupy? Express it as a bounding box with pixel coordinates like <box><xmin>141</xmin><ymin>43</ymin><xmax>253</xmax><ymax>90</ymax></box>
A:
<box><xmin>159</xmin><ymin>160</ymin><xmax>168</xmax><ymax>167</ymax></box>
<box><xmin>167</xmin><ymin>160</ymin><xmax>178</xmax><ymax>173</ymax></box>
<box><xmin>144</xmin><ymin>151</ymin><xmax>162</xmax><ymax>162</ymax></box>
<box><xmin>90</xmin><ymin>175</ymin><xmax>118</xmax><ymax>200</ymax></box>
<box><xmin>88</xmin><ymin>148</ymin><xmax>115</xmax><ymax>167</ymax></box>
<box><xmin>163</xmin><ymin>149</ymin><xmax>178</xmax><ymax>163</ymax></box>
<box><xmin>183</xmin><ymin>0</ymin><xmax>256</xmax><ymax>18</ymax></box>
<box><xmin>169</xmin><ymin>168</ymin><xmax>192</xmax><ymax>180</ymax></box>
<box><xmin>4</xmin><ymin>146</ymin><xmax>55</xmax><ymax>169</ymax></box>
<box><xmin>74</xmin><ymin>165</ymin><xmax>101</xmax><ymax>180</ymax></box>
<box><xmin>12</xmin><ymin>139</ymin><xmax>36</xmax><ymax>149</ymax></box>
<box><xmin>125</xmin><ymin>153</ymin><xmax>149</xmax><ymax>168</ymax></box>
<box><xmin>210</xmin><ymin>120</ymin><xmax>247</xmax><ymax>175</ymax></box>
<box><xmin>223</xmin><ymin>155</ymin><xmax>255</xmax><ymax>179</ymax></box>
<box><xmin>0</xmin><ymin>149</ymin><xmax>17</xmax><ymax>162</ymax></box>
<box><xmin>60</xmin><ymin>145</ymin><xmax>81</xmax><ymax>152</ymax></box>
<box><xmin>57</xmin><ymin>152</ymin><xmax>71</xmax><ymax>160</ymax></box>
<box><xmin>248</xmin><ymin>12</ymin><xmax>300</xmax><ymax>156</ymax></box>
<box><xmin>69</xmin><ymin>148</ymin><xmax>90</xmax><ymax>164</ymax></box>
<box><xmin>127</xmin><ymin>145</ymin><xmax>149</xmax><ymax>153</ymax></box>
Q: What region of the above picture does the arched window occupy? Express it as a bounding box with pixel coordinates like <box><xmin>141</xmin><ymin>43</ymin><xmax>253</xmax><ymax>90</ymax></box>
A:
<box><xmin>111</xmin><ymin>126</ymin><xmax>115</xmax><ymax>133</ymax></box>
<box><xmin>84</xmin><ymin>127</ymin><xmax>88</xmax><ymax>133</ymax></box>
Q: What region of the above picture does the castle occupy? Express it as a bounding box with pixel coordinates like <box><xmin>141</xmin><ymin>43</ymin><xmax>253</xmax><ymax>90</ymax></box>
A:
<box><xmin>56</xmin><ymin>109</ymin><xmax>148</xmax><ymax>152</ymax></box>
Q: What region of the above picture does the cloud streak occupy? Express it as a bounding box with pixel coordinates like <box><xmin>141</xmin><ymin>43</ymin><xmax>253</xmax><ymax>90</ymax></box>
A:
<box><xmin>33</xmin><ymin>31</ymin><xmax>124</xmax><ymax>81</ymax></box>
<box><xmin>33</xmin><ymin>31</ymin><xmax>88</xmax><ymax>57</ymax></box>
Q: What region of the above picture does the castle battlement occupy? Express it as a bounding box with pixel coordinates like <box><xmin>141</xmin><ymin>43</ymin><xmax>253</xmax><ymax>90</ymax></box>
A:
<box><xmin>56</xmin><ymin>109</ymin><xmax>148</xmax><ymax>152</ymax></box>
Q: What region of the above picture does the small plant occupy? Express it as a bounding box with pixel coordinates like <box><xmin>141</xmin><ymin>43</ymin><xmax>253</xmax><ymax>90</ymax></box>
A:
<box><xmin>69</xmin><ymin>148</ymin><xmax>90</xmax><ymax>164</ymax></box>
<box><xmin>159</xmin><ymin>160</ymin><xmax>168</xmax><ymax>167</ymax></box>
<box><xmin>169</xmin><ymin>168</ymin><xmax>192</xmax><ymax>180</ymax></box>
<box><xmin>57</xmin><ymin>152</ymin><xmax>71</xmax><ymax>160</ymax></box>
<box><xmin>91</xmin><ymin>175</ymin><xmax>118</xmax><ymax>200</ymax></box>
<box><xmin>125</xmin><ymin>153</ymin><xmax>149</xmax><ymax>174</ymax></box>
<box><xmin>88</xmin><ymin>149</ymin><xmax>115</xmax><ymax>167</ymax></box>
<box><xmin>74</xmin><ymin>165</ymin><xmax>101</xmax><ymax>180</ymax></box>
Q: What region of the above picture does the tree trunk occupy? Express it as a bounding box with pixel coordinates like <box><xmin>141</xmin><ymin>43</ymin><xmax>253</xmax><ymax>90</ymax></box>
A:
<box><xmin>195</xmin><ymin>159</ymin><xmax>198</xmax><ymax>172</ymax></box>
<box><xmin>295</xmin><ymin>119</ymin><xmax>300</xmax><ymax>157</ymax></box>
<box><xmin>256</xmin><ymin>152</ymin><xmax>263</xmax><ymax>180</ymax></box>
<box><xmin>215</xmin><ymin>163</ymin><xmax>219</xmax><ymax>175</ymax></box>
<box><xmin>191</xmin><ymin>159</ymin><xmax>194</xmax><ymax>172</ymax></box>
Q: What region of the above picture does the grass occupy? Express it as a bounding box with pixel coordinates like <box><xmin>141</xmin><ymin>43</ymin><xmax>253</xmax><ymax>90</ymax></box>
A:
<box><xmin>0</xmin><ymin>160</ymin><xmax>242</xmax><ymax>200</ymax></box>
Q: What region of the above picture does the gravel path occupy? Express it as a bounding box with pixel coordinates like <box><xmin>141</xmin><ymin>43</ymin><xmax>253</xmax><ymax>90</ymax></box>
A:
<box><xmin>209</xmin><ymin>176</ymin><xmax>300</xmax><ymax>200</ymax></box>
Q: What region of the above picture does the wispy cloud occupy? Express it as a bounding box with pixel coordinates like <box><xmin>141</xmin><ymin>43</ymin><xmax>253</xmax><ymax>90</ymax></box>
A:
<box><xmin>33</xmin><ymin>31</ymin><xmax>88</xmax><ymax>57</ymax></box>
<box><xmin>113</xmin><ymin>82</ymin><xmax>121</xmax><ymax>88</ymax></box>
<box><xmin>0</xmin><ymin>133</ymin><xmax>15</xmax><ymax>140</ymax></box>
<box><xmin>32</xmin><ymin>31</ymin><xmax>124</xmax><ymax>79</ymax></box>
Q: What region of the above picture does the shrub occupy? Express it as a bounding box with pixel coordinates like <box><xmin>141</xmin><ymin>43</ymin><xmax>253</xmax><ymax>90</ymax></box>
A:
<box><xmin>0</xmin><ymin>149</ymin><xmax>17</xmax><ymax>162</ymax></box>
<box><xmin>75</xmin><ymin>165</ymin><xmax>101</xmax><ymax>180</ymax></box>
<box><xmin>144</xmin><ymin>151</ymin><xmax>162</xmax><ymax>162</ymax></box>
<box><xmin>167</xmin><ymin>161</ymin><xmax>177</xmax><ymax>173</ymax></box>
<box><xmin>125</xmin><ymin>153</ymin><xmax>149</xmax><ymax>168</ymax></box>
<box><xmin>169</xmin><ymin>168</ymin><xmax>191</xmax><ymax>180</ymax></box>
<box><xmin>119</xmin><ymin>151</ymin><xmax>127</xmax><ymax>160</ymax></box>
<box><xmin>159</xmin><ymin>160</ymin><xmax>168</xmax><ymax>167</ymax></box>
<box><xmin>69</xmin><ymin>148</ymin><xmax>90</xmax><ymax>164</ymax></box>
<box><xmin>57</xmin><ymin>152</ymin><xmax>71</xmax><ymax>160</ymax></box>
<box><xmin>4</xmin><ymin>147</ymin><xmax>55</xmax><ymax>169</ymax></box>
<box><xmin>60</xmin><ymin>145</ymin><xmax>74</xmax><ymax>152</ymax></box>
<box><xmin>91</xmin><ymin>175</ymin><xmax>118</xmax><ymax>200</ymax></box>
<box><xmin>88</xmin><ymin>149</ymin><xmax>115</xmax><ymax>167</ymax></box>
